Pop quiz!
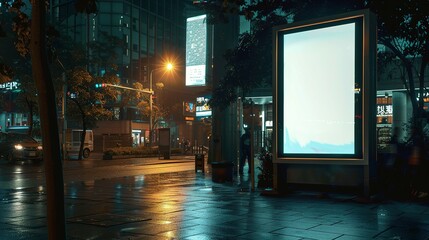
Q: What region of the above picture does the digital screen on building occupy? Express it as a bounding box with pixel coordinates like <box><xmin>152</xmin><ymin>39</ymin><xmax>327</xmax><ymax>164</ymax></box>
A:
<box><xmin>196</xmin><ymin>96</ymin><xmax>211</xmax><ymax>118</ymax></box>
<box><xmin>276</xmin><ymin>17</ymin><xmax>363</xmax><ymax>158</ymax></box>
<box><xmin>186</xmin><ymin>14</ymin><xmax>207</xmax><ymax>86</ymax></box>
<box><xmin>183</xmin><ymin>101</ymin><xmax>196</xmax><ymax>116</ymax></box>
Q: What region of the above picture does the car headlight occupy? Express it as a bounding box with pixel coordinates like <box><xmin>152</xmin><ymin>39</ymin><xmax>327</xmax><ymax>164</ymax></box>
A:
<box><xmin>14</xmin><ymin>144</ymin><xmax>23</xmax><ymax>150</ymax></box>
<box><xmin>37</xmin><ymin>146</ymin><xmax>43</xmax><ymax>150</ymax></box>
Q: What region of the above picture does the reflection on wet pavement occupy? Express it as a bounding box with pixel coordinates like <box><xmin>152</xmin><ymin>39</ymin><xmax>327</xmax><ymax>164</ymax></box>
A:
<box><xmin>1</xmin><ymin>168</ymin><xmax>429</xmax><ymax>239</ymax></box>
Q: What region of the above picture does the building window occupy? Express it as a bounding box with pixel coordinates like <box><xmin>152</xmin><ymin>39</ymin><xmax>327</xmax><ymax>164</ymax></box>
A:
<box><xmin>112</xmin><ymin>2</ymin><xmax>122</xmax><ymax>13</ymax></box>
<box><xmin>99</xmin><ymin>14</ymin><xmax>111</xmax><ymax>25</ymax></box>
<box><xmin>149</xmin><ymin>37</ymin><xmax>155</xmax><ymax>55</ymax></box>
<box><xmin>149</xmin><ymin>15</ymin><xmax>155</xmax><ymax>37</ymax></box>
<box><xmin>132</xmin><ymin>18</ymin><xmax>138</xmax><ymax>32</ymax></box>
<box><xmin>150</xmin><ymin>0</ymin><xmax>156</xmax><ymax>13</ymax></box>
<box><xmin>132</xmin><ymin>0</ymin><xmax>139</xmax><ymax>7</ymax></box>
<box><xmin>158</xmin><ymin>0</ymin><xmax>164</xmax><ymax>16</ymax></box>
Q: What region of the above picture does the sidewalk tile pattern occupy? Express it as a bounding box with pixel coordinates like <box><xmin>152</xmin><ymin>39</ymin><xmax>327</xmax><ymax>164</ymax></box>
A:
<box><xmin>1</xmin><ymin>169</ymin><xmax>429</xmax><ymax>240</ymax></box>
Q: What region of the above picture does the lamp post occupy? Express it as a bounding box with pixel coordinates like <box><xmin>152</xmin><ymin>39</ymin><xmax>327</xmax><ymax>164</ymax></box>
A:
<box><xmin>148</xmin><ymin>63</ymin><xmax>174</xmax><ymax>146</ymax></box>
<box><xmin>149</xmin><ymin>69</ymin><xmax>155</xmax><ymax>147</ymax></box>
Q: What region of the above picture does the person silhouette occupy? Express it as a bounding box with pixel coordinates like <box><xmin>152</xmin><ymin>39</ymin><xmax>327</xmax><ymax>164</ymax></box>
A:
<box><xmin>239</xmin><ymin>128</ymin><xmax>251</xmax><ymax>175</ymax></box>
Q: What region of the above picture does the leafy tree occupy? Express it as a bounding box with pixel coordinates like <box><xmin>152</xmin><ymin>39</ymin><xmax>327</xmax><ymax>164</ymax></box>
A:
<box><xmin>0</xmin><ymin>48</ymin><xmax>14</xmax><ymax>83</ymax></box>
<box><xmin>132</xmin><ymin>81</ymin><xmax>166</xmax><ymax>143</ymax></box>
<box><xmin>367</xmin><ymin>0</ymin><xmax>429</xmax><ymax>143</ymax></box>
<box><xmin>0</xmin><ymin>63</ymin><xmax>13</xmax><ymax>83</ymax></box>
<box><xmin>66</xmin><ymin>66</ymin><xmax>119</xmax><ymax>159</ymax></box>
<box><xmin>48</xmin><ymin>32</ymin><xmax>121</xmax><ymax>160</ymax></box>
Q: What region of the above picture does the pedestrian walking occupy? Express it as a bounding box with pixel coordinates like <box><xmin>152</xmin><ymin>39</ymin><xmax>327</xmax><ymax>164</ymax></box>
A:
<box><xmin>239</xmin><ymin>128</ymin><xmax>251</xmax><ymax>175</ymax></box>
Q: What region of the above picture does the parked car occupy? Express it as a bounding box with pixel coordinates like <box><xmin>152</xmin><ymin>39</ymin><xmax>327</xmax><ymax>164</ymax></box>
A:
<box><xmin>0</xmin><ymin>132</ymin><xmax>43</xmax><ymax>162</ymax></box>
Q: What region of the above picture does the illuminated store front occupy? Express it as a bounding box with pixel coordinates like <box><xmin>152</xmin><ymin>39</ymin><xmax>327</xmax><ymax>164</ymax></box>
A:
<box><xmin>376</xmin><ymin>94</ymin><xmax>393</xmax><ymax>149</ymax></box>
<box><xmin>0</xmin><ymin>81</ymin><xmax>35</xmax><ymax>132</ymax></box>
<box><xmin>377</xmin><ymin>90</ymin><xmax>429</xmax><ymax>146</ymax></box>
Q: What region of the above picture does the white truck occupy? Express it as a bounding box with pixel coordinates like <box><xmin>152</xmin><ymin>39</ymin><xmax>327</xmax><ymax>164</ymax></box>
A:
<box><xmin>65</xmin><ymin>129</ymin><xmax>94</xmax><ymax>158</ymax></box>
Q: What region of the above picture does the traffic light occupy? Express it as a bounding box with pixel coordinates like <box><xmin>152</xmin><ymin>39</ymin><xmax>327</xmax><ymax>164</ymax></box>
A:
<box><xmin>95</xmin><ymin>83</ymin><xmax>106</xmax><ymax>88</ymax></box>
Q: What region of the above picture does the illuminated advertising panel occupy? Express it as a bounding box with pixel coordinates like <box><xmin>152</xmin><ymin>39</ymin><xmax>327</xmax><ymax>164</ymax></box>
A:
<box><xmin>196</xmin><ymin>96</ymin><xmax>211</xmax><ymax>118</ymax></box>
<box><xmin>183</xmin><ymin>101</ymin><xmax>196</xmax><ymax>116</ymax></box>
<box><xmin>275</xmin><ymin>14</ymin><xmax>366</xmax><ymax>160</ymax></box>
<box><xmin>186</xmin><ymin>14</ymin><xmax>207</xmax><ymax>86</ymax></box>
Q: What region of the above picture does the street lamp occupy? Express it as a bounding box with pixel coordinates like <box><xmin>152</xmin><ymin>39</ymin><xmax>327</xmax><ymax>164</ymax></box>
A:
<box><xmin>149</xmin><ymin>62</ymin><xmax>174</xmax><ymax>146</ymax></box>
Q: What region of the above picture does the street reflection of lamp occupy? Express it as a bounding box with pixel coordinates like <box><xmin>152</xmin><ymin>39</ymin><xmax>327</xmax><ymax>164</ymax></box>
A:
<box><xmin>149</xmin><ymin>62</ymin><xmax>174</xmax><ymax>146</ymax></box>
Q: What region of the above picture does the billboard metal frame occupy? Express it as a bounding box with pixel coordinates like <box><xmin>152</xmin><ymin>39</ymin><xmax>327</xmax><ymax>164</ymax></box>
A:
<box><xmin>272</xmin><ymin>10</ymin><xmax>377</xmax><ymax>195</ymax></box>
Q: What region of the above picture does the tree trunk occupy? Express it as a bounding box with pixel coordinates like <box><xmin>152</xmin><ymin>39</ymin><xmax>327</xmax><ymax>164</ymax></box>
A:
<box><xmin>80</xmin><ymin>122</ymin><xmax>87</xmax><ymax>160</ymax></box>
<box><xmin>418</xmin><ymin>59</ymin><xmax>427</xmax><ymax>114</ymax></box>
<box><xmin>380</xmin><ymin>39</ymin><xmax>418</xmax><ymax>111</ymax></box>
<box><xmin>70</xmin><ymin>98</ymin><xmax>86</xmax><ymax>160</ymax></box>
<box><xmin>30</xmin><ymin>0</ymin><xmax>66</xmax><ymax>239</ymax></box>
<box><xmin>418</xmin><ymin>58</ymin><xmax>428</xmax><ymax>163</ymax></box>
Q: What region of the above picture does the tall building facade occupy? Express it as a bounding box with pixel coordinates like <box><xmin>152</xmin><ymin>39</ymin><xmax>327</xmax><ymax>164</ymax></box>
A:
<box><xmin>48</xmin><ymin>0</ymin><xmax>198</xmax><ymax>148</ymax></box>
<box><xmin>51</xmin><ymin>0</ymin><xmax>187</xmax><ymax>67</ymax></box>
<box><xmin>50</xmin><ymin>0</ymin><xmax>190</xmax><ymax>117</ymax></box>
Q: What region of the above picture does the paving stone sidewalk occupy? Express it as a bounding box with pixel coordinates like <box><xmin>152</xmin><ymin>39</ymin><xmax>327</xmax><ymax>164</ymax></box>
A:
<box><xmin>1</xmin><ymin>167</ymin><xmax>429</xmax><ymax>240</ymax></box>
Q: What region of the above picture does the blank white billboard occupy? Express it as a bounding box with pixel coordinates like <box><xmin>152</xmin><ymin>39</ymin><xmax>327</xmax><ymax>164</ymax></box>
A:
<box><xmin>186</xmin><ymin>15</ymin><xmax>207</xmax><ymax>86</ymax></box>
<box><xmin>282</xmin><ymin>23</ymin><xmax>356</xmax><ymax>155</ymax></box>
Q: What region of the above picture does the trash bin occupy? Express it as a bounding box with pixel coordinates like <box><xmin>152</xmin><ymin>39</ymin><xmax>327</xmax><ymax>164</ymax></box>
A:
<box><xmin>159</xmin><ymin>145</ymin><xmax>170</xmax><ymax>159</ymax></box>
<box><xmin>195</xmin><ymin>154</ymin><xmax>205</xmax><ymax>172</ymax></box>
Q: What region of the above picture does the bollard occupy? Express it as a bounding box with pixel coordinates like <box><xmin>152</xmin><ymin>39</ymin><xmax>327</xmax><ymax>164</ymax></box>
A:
<box><xmin>195</xmin><ymin>154</ymin><xmax>205</xmax><ymax>172</ymax></box>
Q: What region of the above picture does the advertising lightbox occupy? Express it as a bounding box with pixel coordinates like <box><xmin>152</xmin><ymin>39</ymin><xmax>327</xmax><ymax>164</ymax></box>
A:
<box><xmin>196</xmin><ymin>96</ymin><xmax>211</xmax><ymax>118</ymax></box>
<box><xmin>186</xmin><ymin>14</ymin><xmax>207</xmax><ymax>86</ymax></box>
<box><xmin>183</xmin><ymin>101</ymin><xmax>196</xmax><ymax>116</ymax></box>
<box><xmin>274</xmin><ymin>11</ymin><xmax>376</xmax><ymax>161</ymax></box>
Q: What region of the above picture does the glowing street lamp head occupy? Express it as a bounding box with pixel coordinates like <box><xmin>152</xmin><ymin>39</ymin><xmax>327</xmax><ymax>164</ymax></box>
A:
<box><xmin>166</xmin><ymin>63</ymin><xmax>174</xmax><ymax>71</ymax></box>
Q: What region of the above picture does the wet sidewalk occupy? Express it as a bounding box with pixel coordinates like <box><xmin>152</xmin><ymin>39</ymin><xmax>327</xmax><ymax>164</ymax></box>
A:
<box><xmin>1</xmin><ymin>165</ymin><xmax>429</xmax><ymax>239</ymax></box>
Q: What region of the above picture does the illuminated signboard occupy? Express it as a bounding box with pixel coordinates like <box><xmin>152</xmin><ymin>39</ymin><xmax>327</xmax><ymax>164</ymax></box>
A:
<box><xmin>185</xmin><ymin>14</ymin><xmax>207</xmax><ymax>86</ymax></box>
<box><xmin>377</xmin><ymin>105</ymin><xmax>393</xmax><ymax>117</ymax></box>
<box><xmin>0</xmin><ymin>81</ymin><xmax>18</xmax><ymax>91</ymax></box>
<box><xmin>185</xmin><ymin>116</ymin><xmax>195</xmax><ymax>121</ymax></box>
<box><xmin>417</xmin><ymin>92</ymin><xmax>429</xmax><ymax>103</ymax></box>
<box><xmin>183</xmin><ymin>101</ymin><xmax>196</xmax><ymax>116</ymax></box>
<box><xmin>196</xmin><ymin>96</ymin><xmax>211</xmax><ymax>118</ymax></box>
<box><xmin>274</xmin><ymin>10</ymin><xmax>377</xmax><ymax>161</ymax></box>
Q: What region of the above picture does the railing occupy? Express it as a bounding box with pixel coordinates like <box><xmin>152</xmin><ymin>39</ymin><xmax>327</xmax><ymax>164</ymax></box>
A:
<box><xmin>193</xmin><ymin>145</ymin><xmax>208</xmax><ymax>155</ymax></box>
